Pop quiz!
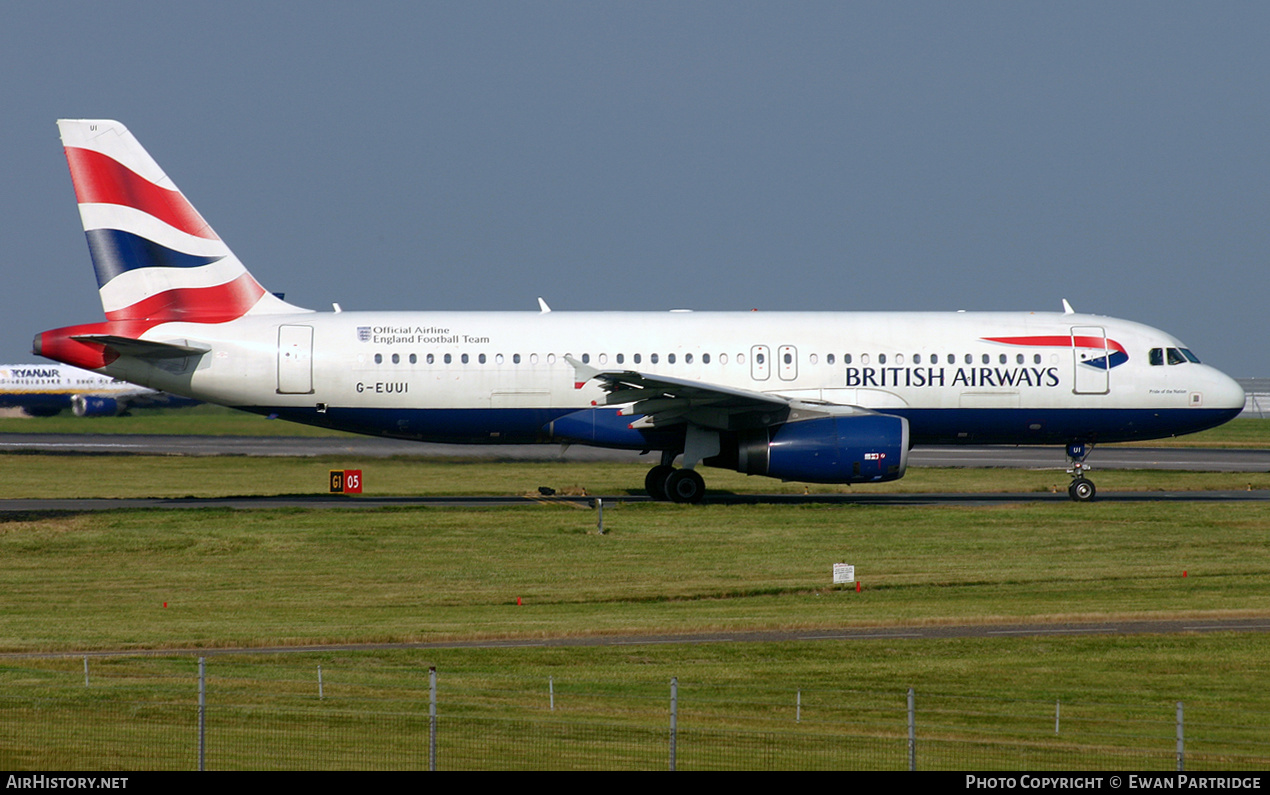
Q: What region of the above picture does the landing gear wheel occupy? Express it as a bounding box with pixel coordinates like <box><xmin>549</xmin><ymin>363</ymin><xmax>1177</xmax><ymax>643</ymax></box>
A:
<box><xmin>664</xmin><ymin>468</ymin><xmax>706</xmax><ymax>504</ymax></box>
<box><xmin>1065</xmin><ymin>441</ymin><xmax>1097</xmax><ymax>503</ymax></box>
<box><xmin>644</xmin><ymin>465</ymin><xmax>675</xmax><ymax>501</ymax></box>
<box><xmin>1069</xmin><ymin>477</ymin><xmax>1096</xmax><ymax>502</ymax></box>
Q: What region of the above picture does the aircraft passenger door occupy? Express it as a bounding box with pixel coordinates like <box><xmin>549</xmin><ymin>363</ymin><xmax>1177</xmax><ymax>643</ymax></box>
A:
<box><xmin>750</xmin><ymin>345</ymin><xmax>770</xmax><ymax>381</ymax></box>
<box><xmin>778</xmin><ymin>345</ymin><xmax>798</xmax><ymax>381</ymax></box>
<box><xmin>1071</xmin><ymin>326</ymin><xmax>1109</xmax><ymax>395</ymax></box>
<box><xmin>277</xmin><ymin>325</ymin><xmax>314</xmax><ymax>394</ymax></box>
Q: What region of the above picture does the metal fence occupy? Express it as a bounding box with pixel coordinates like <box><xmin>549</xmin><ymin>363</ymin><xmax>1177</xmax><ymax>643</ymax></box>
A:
<box><xmin>2</xmin><ymin>658</ymin><xmax>1269</xmax><ymax>770</ymax></box>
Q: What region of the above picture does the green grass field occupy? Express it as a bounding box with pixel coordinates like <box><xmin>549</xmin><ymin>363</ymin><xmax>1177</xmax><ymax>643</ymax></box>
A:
<box><xmin>2</xmin><ymin>491</ymin><xmax>1268</xmax><ymax>769</ymax></box>
<box><xmin>0</xmin><ymin>415</ymin><xmax>1266</xmax><ymax>768</ymax></box>
<box><xmin>2</xmin><ymin>500</ymin><xmax>1267</xmax><ymax>652</ymax></box>
<box><xmin>2</xmin><ymin>453</ymin><xmax>1269</xmax><ymax>499</ymax></box>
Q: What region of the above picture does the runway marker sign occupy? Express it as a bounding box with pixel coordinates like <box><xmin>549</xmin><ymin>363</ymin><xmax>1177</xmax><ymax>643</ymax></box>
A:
<box><xmin>329</xmin><ymin>469</ymin><xmax>363</xmax><ymax>494</ymax></box>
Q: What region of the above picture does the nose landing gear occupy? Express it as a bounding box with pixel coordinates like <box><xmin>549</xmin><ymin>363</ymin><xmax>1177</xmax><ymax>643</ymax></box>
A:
<box><xmin>1066</xmin><ymin>442</ymin><xmax>1096</xmax><ymax>502</ymax></box>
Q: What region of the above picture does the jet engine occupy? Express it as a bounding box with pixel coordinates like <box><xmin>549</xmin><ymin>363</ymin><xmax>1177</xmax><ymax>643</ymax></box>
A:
<box><xmin>71</xmin><ymin>395</ymin><xmax>124</xmax><ymax>417</ymax></box>
<box><xmin>708</xmin><ymin>412</ymin><xmax>909</xmax><ymax>483</ymax></box>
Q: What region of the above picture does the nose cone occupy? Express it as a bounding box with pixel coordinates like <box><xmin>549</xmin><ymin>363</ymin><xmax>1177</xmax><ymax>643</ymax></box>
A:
<box><xmin>1209</xmin><ymin>368</ymin><xmax>1246</xmax><ymax>411</ymax></box>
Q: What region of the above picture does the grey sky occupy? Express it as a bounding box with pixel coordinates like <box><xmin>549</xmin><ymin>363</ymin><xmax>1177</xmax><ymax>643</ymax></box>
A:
<box><xmin>2</xmin><ymin>2</ymin><xmax>1267</xmax><ymax>375</ymax></box>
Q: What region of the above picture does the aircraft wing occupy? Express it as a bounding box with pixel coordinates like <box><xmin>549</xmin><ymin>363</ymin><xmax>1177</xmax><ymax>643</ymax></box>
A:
<box><xmin>566</xmin><ymin>355</ymin><xmax>847</xmax><ymax>432</ymax></box>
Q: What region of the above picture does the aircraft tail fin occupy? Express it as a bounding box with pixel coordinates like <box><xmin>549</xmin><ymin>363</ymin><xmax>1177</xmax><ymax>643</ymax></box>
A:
<box><xmin>57</xmin><ymin>119</ymin><xmax>307</xmax><ymax>323</ymax></box>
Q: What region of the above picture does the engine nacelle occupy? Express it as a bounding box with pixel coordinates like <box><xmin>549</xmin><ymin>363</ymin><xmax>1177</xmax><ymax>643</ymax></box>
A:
<box><xmin>710</xmin><ymin>413</ymin><xmax>909</xmax><ymax>484</ymax></box>
<box><xmin>71</xmin><ymin>395</ymin><xmax>124</xmax><ymax>417</ymax></box>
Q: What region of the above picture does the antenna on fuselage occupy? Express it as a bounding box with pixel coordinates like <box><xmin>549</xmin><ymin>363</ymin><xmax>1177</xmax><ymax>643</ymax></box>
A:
<box><xmin>1062</xmin><ymin>299</ymin><xmax>1075</xmax><ymax>315</ymax></box>
<box><xmin>538</xmin><ymin>297</ymin><xmax>552</xmax><ymax>313</ymax></box>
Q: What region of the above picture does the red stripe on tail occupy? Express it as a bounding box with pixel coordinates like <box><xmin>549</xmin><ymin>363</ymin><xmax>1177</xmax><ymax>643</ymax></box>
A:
<box><xmin>64</xmin><ymin>147</ymin><xmax>219</xmax><ymax>240</ymax></box>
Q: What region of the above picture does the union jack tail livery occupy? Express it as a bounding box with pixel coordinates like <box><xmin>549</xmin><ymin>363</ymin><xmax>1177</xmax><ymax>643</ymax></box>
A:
<box><xmin>57</xmin><ymin>119</ymin><xmax>302</xmax><ymax>323</ymax></box>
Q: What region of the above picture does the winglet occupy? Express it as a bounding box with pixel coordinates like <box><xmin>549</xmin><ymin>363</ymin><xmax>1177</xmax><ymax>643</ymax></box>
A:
<box><xmin>563</xmin><ymin>354</ymin><xmax>598</xmax><ymax>390</ymax></box>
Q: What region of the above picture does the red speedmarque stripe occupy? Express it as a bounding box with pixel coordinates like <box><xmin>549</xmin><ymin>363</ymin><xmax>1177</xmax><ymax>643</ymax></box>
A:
<box><xmin>982</xmin><ymin>335</ymin><xmax>1126</xmax><ymax>354</ymax></box>
<box><xmin>64</xmin><ymin>147</ymin><xmax>219</xmax><ymax>240</ymax></box>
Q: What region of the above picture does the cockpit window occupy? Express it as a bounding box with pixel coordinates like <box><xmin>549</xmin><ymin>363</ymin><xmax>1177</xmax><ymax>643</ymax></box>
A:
<box><xmin>1180</xmin><ymin>348</ymin><xmax>1200</xmax><ymax>363</ymax></box>
<box><xmin>1149</xmin><ymin>348</ymin><xmax>1164</xmax><ymax>366</ymax></box>
<box><xmin>1166</xmin><ymin>348</ymin><xmax>1187</xmax><ymax>365</ymax></box>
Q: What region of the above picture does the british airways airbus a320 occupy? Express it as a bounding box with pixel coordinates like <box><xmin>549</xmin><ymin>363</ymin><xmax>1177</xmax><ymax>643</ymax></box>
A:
<box><xmin>34</xmin><ymin>120</ymin><xmax>1244</xmax><ymax>502</ymax></box>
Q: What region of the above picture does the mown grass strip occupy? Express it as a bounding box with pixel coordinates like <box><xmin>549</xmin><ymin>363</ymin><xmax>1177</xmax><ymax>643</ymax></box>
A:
<box><xmin>2</xmin><ymin>453</ymin><xmax>1269</xmax><ymax>499</ymax></box>
<box><xmin>1</xmin><ymin>502</ymin><xmax>1267</xmax><ymax>653</ymax></box>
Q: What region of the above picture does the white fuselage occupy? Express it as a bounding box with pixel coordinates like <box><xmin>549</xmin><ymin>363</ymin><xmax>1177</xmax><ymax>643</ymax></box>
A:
<box><xmin>107</xmin><ymin>308</ymin><xmax>1243</xmax><ymax>447</ymax></box>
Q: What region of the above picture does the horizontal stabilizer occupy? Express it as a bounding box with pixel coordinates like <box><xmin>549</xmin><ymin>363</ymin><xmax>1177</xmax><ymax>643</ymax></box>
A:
<box><xmin>70</xmin><ymin>335</ymin><xmax>210</xmax><ymax>360</ymax></box>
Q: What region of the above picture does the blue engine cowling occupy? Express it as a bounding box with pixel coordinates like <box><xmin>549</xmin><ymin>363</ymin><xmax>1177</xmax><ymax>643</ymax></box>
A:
<box><xmin>721</xmin><ymin>413</ymin><xmax>909</xmax><ymax>483</ymax></box>
<box><xmin>71</xmin><ymin>395</ymin><xmax>123</xmax><ymax>417</ymax></box>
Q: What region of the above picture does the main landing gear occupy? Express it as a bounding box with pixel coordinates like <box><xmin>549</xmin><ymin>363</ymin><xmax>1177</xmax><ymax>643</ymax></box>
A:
<box><xmin>644</xmin><ymin>454</ymin><xmax>706</xmax><ymax>504</ymax></box>
<box><xmin>1066</xmin><ymin>442</ymin><xmax>1096</xmax><ymax>502</ymax></box>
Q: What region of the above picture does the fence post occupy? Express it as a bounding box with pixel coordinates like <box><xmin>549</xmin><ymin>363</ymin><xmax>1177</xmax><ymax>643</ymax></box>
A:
<box><xmin>797</xmin><ymin>689</ymin><xmax>801</xmax><ymax>723</ymax></box>
<box><xmin>83</xmin><ymin>656</ymin><xmax>89</xmax><ymax>688</ymax></box>
<box><xmin>1055</xmin><ymin>700</ymin><xmax>1060</xmax><ymax>735</ymax></box>
<box><xmin>1176</xmin><ymin>701</ymin><xmax>1184</xmax><ymax>772</ymax></box>
<box><xmin>908</xmin><ymin>687</ymin><xmax>916</xmax><ymax>771</ymax></box>
<box><xmin>429</xmin><ymin>667</ymin><xmax>438</xmax><ymax>772</ymax></box>
<box><xmin>318</xmin><ymin>665</ymin><xmax>324</xmax><ymax>700</ymax></box>
<box><xmin>198</xmin><ymin>657</ymin><xmax>206</xmax><ymax>772</ymax></box>
<box><xmin>669</xmin><ymin>677</ymin><xmax>678</xmax><ymax>771</ymax></box>
<box><xmin>550</xmin><ymin>676</ymin><xmax>555</xmax><ymax>711</ymax></box>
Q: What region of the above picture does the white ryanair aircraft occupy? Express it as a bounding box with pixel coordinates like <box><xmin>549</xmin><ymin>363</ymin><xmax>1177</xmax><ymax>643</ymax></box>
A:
<box><xmin>35</xmin><ymin>120</ymin><xmax>1244</xmax><ymax>502</ymax></box>
<box><xmin>0</xmin><ymin>362</ymin><xmax>197</xmax><ymax>417</ymax></box>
